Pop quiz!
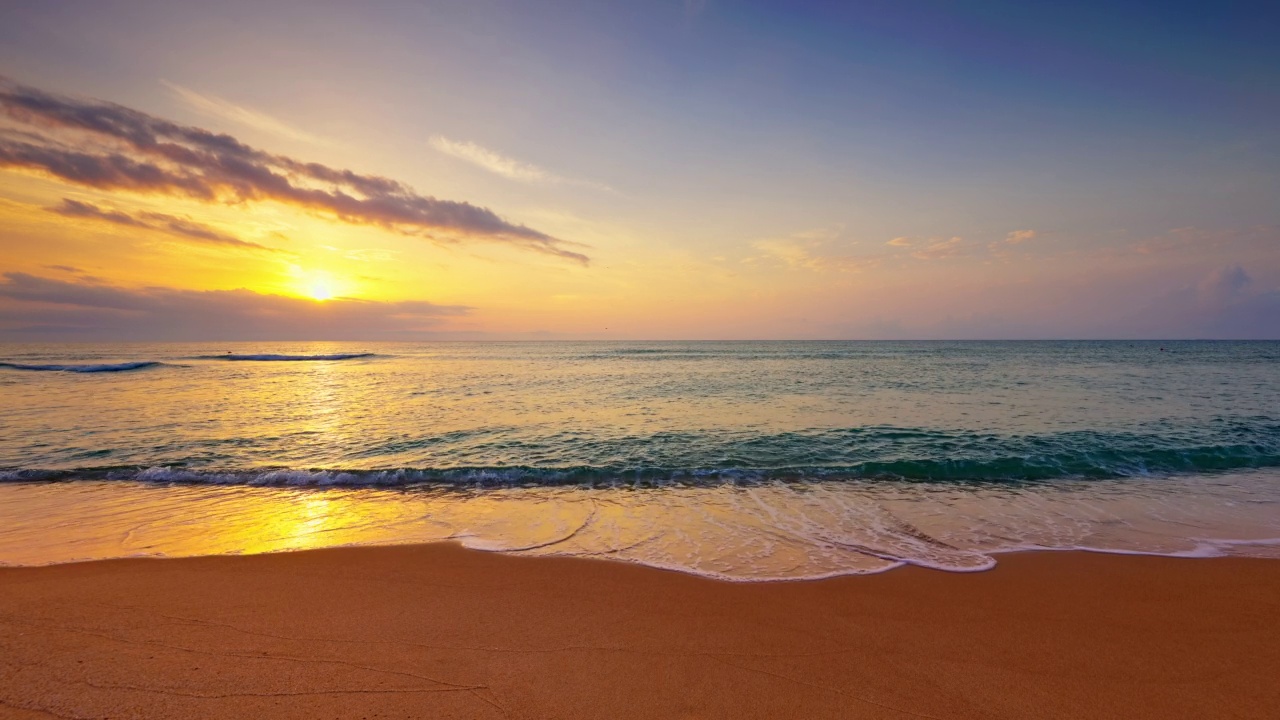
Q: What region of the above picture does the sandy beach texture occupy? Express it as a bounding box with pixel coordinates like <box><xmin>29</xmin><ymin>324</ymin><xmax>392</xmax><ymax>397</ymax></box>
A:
<box><xmin>2</xmin><ymin>545</ymin><xmax>1277</xmax><ymax>719</ymax></box>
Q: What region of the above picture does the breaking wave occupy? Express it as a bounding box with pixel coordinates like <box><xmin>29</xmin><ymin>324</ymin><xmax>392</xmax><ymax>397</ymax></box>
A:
<box><xmin>0</xmin><ymin>361</ymin><xmax>166</xmax><ymax>373</ymax></box>
<box><xmin>3</xmin><ymin>443</ymin><xmax>1279</xmax><ymax>489</ymax></box>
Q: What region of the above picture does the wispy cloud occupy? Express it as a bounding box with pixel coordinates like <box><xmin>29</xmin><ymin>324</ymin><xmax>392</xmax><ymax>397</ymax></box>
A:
<box><xmin>429</xmin><ymin>135</ymin><xmax>611</xmax><ymax>192</ymax></box>
<box><xmin>0</xmin><ymin>77</ymin><xmax>587</xmax><ymax>264</ymax></box>
<box><xmin>885</xmin><ymin>235</ymin><xmax>968</xmax><ymax>259</ymax></box>
<box><xmin>749</xmin><ymin>227</ymin><xmax>871</xmax><ymax>272</ymax></box>
<box><xmin>48</xmin><ymin>198</ymin><xmax>281</xmax><ymax>253</ymax></box>
<box><xmin>987</xmin><ymin>229</ymin><xmax>1041</xmax><ymax>256</ymax></box>
<box><xmin>0</xmin><ymin>272</ymin><xmax>472</xmax><ymax>341</ymax></box>
<box><xmin>163</xmin><ymin>81</ymin><xmax>328</xmax><ymax>146</ymax></box>
<box><xmin>1130</xmin><ymin>226</ymin><xmax>1276</xmax><ymax>256</ymax></box>
<box><xmin>910</xmin><ymin>236</ymin><xmax>966</xmax><ymax>260</ymax></box>
<box><xmin>340</xmin><ymin>248</ymin><xmax>399</xmax><ymax>263</ymax></box>
<box><xmin>429</xmin><ymin>136</ymin><xmax>552</xmax><ymax>183</ymax></box>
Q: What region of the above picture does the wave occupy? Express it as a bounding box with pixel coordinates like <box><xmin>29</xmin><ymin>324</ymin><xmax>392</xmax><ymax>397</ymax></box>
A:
<box><xmin>607</xmin><ymin>348</ymin><xmax>705</xmax><ymax>355</ymax></box>
<box><xmin>2</xmin><ymin>418</ymin><xmax>1277</xmax><ymax>487</ymax></box>
<box><xmin>192</xmin><ymin>353</ymin><xmax>378</xmax><ymax>362</ymax></box>
<box><xmin>0</xmin><ymin>361</ymin><xmax>165</xmax><ymax>373</ymax></box>
<box><xmin>4</xmin><ymin>447</ymin><xmax>1280</xmax><ymax>488</ymax></box>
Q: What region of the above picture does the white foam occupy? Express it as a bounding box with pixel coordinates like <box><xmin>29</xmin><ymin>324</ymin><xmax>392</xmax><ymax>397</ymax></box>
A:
<box><xmin>0</xmin><ymin>473</ymin><xmax>1277</xmax><ymax>579</ymax></box>
<box><xmin>127</xmin><ymin>467</ymin><xmax>421</xmax><ymax>486</ymax></box>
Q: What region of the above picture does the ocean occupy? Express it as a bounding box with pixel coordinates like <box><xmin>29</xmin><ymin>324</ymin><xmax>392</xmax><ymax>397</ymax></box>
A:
<box><xmin>1</xmin><ymin>340</ymin><xmax>1277</xmax><ymax>579</ymax></box>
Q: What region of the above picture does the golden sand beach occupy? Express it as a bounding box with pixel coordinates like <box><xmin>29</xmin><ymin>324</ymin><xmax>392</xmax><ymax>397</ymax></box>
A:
<box><xmin>2</xmin><ymin>546</ymin><xmax>1277</xmax><ymax>719</ymax></box>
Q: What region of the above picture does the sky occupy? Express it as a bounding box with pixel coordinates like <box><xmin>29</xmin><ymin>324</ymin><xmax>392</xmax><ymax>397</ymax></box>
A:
<box><xmin>0</xmin><ymin>0</ymin><xmax>1277</xmax><ymax>340</ymax></box>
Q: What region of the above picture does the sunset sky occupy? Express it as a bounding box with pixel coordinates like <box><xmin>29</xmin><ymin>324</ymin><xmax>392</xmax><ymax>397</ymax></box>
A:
<box><xmin>1</xmin><ymin>0</ymin><xmax>1277</xmax><ymax>340</ymax></box>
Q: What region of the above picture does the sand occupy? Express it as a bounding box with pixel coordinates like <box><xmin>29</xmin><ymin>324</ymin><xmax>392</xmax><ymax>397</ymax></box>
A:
<box><xmin>1</xmin><ymin>545</ymin><xmax>1277</xmax><ymax>719</ymax></box>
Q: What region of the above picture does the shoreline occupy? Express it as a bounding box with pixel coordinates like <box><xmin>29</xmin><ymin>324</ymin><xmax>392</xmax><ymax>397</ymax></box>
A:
<box><xmin>2</xmin><ymin>544</ymin><xmax>1278</xmax><ymax>719</ymax></box>
<box><xmin>4</xmin><ymin>541</ymin><xmax>1278</xmax><ymax>577</ymax></box>
<box><xmin>5</xmin><ymin>474</ymin><xmax>1279</xmax><ymax>577</ymax></box>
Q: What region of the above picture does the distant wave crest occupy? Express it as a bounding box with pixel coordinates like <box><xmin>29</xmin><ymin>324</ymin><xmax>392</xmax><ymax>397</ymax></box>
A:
<box><xmin>0</xmin><ymin>361</ymin><xmax>165</xmax><ymax>373</ymax></box>
<box><xmin>193</xmin><ymin>353</ymin><xmax>378</xmax><ymax>362</ymax></box>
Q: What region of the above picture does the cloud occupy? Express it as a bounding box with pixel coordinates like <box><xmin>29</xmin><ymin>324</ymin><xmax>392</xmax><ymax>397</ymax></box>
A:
<box><xmin>884</xmin><ymin>235</ymin><xmax>968</xmax><ymax>259</ymax></box>
<box><xmin>339</xmin><ymin>248</ymin><xmax>399</xmax><ymax>263</ymax></box>
<box><xmin>1196</xmin><ymin>264</ymin><xmax>1252</xmax><ymax>305</ymax></box>
<box><xmin>750</xmin><ymin>228</ymin><xmax>870</xmax><ymax>272</ymax></box>
<box><xmin>1123</xmin><ymin>264</ymin><xmax>1280</xmax><ymax>338</ymax></box>
<box><xmin>0</xmin><ymin>272</ymin><xmax>472</xmax><ymax>341</ymax></box>
<box><xmin>812</xmin><ymin>261</ymin><xmax>1280</xmax><ymax>340</ymax></box>
<box><xmin>429</xmin><ymin>135</ymin><xmax>611</xmax><ymax>191</ymax></box>
<box><xmin>910</xmin><ymin>236</ymin><xmax>965</xmax><ymax>260</ymax></box>
<box><xmin>429</xmin><ymin>136</ymin><xmax>552</xmax><ymax>183</ymax></box>
<box><xmin>52</xmin><ymin>198</ymin><xmax>144</xmax><ymax>227</ymax></box>
<box><xmin>48</xmin><ymin>198</ymin><xmax>281</xmax><ymax>253</ymax></box>
<box><xmin>987</xmin><ymin>229</ymin><xmax>1041</xmax><ymax>256</ymax></box>
<box><xmin>162</xmin><ymin>81</ymin><xmax>328</xmax><ymax>145</ymax></box>
<box><xmin>0</xmin><ymin>77</ymin><xmax>587</xmax><ymax>264</ymax></box>
<box><xmin>1130</xmin><ymin>226</ymin><xmax>1277</xmax><ymax>257</ymax></box>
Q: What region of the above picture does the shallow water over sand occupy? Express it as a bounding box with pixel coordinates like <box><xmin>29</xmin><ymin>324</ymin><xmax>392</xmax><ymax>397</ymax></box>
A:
<box><xmin>3</xmin><ymin>471</ymin><xmax>1278</xmax><ymax>579</ymax></box>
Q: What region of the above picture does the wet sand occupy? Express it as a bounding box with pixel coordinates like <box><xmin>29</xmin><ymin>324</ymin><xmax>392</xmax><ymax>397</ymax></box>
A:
<box><xmin>1</xmin><ymin>545</ymin><xmax>1277</xmax><ymax>719</ymax></box>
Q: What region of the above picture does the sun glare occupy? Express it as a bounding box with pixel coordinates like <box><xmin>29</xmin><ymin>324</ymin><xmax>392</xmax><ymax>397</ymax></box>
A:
<box><xmin>309</xmin><ymin>278</ymin><xmax>334</xmax><ymax>301</ymax></box>
<box><xmin>304</xmin><ymin>271</ymin><xmax>336</xmax><ymax>301</ymax></box>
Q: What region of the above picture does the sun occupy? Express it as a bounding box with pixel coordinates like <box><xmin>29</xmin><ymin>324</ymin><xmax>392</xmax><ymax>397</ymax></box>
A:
<box><xmin>305</xmin><ymin>271</ymin><xmax>336</xmax><ymax>301</ymax></box>
<box><xmin>296</xmin><ymin>270</ymin><xmax>340</xmax><ymax>301</ymax></box>
<box><xmin>289</xmin><ymin>267</ymin><xmax>352</xmax><ymax>302</ymax></box>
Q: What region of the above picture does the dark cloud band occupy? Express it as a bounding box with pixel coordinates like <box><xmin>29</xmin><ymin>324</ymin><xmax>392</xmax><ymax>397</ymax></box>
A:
<box><xmin>0</xmin><ymin>272</ymin><xmax>473</xmax><ymax>340</ymax></box>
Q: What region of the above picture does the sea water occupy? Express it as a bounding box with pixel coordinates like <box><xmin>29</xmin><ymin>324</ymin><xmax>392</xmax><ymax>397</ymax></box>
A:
<box><xmin>1</xmin><ymin>340</ymin><xmax>1277</xmax><ymax>579</ymax></box>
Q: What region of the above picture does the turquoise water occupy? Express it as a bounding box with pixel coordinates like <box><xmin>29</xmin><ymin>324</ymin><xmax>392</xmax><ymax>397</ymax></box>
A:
<box><xmin>1</xmin><ymin>340</ymin><xmax>1278</xmax><ymax>578</ymax></box>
